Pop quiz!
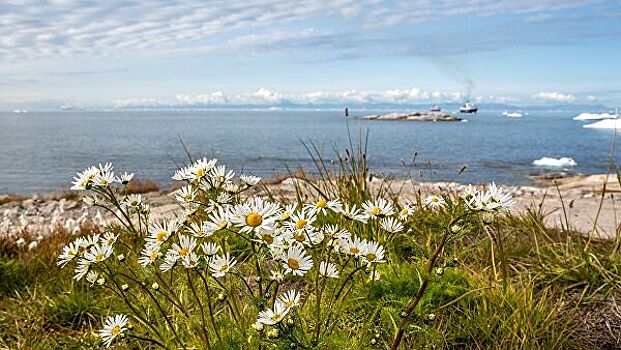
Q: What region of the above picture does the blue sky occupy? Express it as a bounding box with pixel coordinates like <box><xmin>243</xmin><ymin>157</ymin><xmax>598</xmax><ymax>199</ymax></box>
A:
<box><xmin>1</xmin><ymin>0</ymin><xmax>620</xmax><ymax>109</ymax></box>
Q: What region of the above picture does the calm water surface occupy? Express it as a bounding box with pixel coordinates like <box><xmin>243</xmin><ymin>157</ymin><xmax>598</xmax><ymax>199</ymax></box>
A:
<box><xmin>0</xmin><ymin>110</ymin><xmax>618</xmax><ymax>194</ymax></box>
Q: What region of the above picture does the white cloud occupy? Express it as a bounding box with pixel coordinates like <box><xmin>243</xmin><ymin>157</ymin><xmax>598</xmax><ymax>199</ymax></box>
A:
<box><xmin>111</xmin><ymin>87</ymin><xmax>515</xmax><ymax>107</ymax></box>
<box><xmin>532</xmin><ymin>91</ymin><xmax>576</xmax><ymax>103</ymax></box>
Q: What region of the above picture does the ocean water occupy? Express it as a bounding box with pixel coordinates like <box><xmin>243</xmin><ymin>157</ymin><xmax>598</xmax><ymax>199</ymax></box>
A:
<box><xmin>0</xmin><ymin>109</ymin><xmax>619</xmax><ymax>194</ymax></box>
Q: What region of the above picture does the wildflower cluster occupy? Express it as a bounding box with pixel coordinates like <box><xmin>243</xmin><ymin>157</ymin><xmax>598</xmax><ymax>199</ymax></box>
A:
<box><xmin>57</xmin><ymin>158</ymin><xmax>513</xmax><ymax>349</ymax></box>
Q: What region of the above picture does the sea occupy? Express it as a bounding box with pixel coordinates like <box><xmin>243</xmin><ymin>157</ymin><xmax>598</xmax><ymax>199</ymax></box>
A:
<box><xmin>1</xmin><ymin>109</ymin><xmax>619</xmax><ymax>194</ymax></box>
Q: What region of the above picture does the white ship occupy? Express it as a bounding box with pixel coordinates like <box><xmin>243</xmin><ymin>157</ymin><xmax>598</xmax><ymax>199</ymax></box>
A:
<box><xmin>430</xmin><ymin>105</ymin><xmax>441</xmax><ymax>112</ymax></box>
<box><xmin>459</xmin><ymin>101</ymin><xmax>477</xmax><ymax>114</ymax></box>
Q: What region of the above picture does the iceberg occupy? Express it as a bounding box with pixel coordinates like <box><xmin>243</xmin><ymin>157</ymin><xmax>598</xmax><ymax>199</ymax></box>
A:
<box><xmin>532</xmin><ymin>157</ymin><xmax>577</xmax><ymax>168</ymax></box>
<box><xmin>573</xmin><ymin>112</ymin><xmax>616</xmax><ymax>120</ymax></box>
<box><xmin>583</xmin><ymin>119</ymin><xmax>621</xmax><ymax>129</ymax></box>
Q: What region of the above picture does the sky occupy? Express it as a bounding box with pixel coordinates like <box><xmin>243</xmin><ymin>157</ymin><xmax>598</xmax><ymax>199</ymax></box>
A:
<box><xmin>1</xmin><ymin>0</ymin><xmax>620</xmax><ymax>110</ymax></box>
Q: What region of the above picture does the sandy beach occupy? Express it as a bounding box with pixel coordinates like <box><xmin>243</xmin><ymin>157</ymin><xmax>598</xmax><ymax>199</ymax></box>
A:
<box><xmin>3</xmin><ymin>173</ymin><xmax>619</xmax><ymax>239</ymax></box>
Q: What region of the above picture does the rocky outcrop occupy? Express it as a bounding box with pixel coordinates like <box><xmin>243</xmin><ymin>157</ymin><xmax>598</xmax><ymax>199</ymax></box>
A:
<box><xmin>361</xmin><ymin>111</ymin><xmax>462</xmax><ymax>122</ymax></box>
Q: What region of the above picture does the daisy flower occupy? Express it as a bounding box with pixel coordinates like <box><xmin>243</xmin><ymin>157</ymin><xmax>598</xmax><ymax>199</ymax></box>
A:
<box><xmin>486</xmin><ymin>183</ymin><xmax>515</xmax><ymax>212</ymax></box>
<box><xmin>102</xmin><ymin>232</ymin><xmax>118</xmax><ymax>246</ymax></box>
<box><xmin>240</xmin><ymin>174</ymin><xmax>261</xmax><ymax>187</ymax></box>
<box><xmin>231</xmin><ymin>198</ymin><xmax>280</xmax><ymax>234</ymax></box>
<box><xmin>93</xmin><ymin>171</ymin><xmax>115</xmax><ymax>187</ymax></box>
<box><xmin>181</xmin><ymin>252</ymin><xmax>200</xmax><ymax>269</ymax></box>
<box><xmin>279</xmin><ymin>203</ymin><xmax>298</xmax><ymax>221</ymax></box>
<box><xmin>124</xmin><ymin>194</ymin><xmax>142</xmax><ymax>208</ymax></box>
<box><xmin>361</xmin><ymin>241</ymin><xmax>386</xmax><ymax>266</ymax></box>
<box><xmin>278</xmin><ymin>289</ymin><xmax>301</xmax><ymax>309</ymax></box>
<box><xmin>74</xmin><ymin>259</ymin><xmax>91</xmax><ymax>281</ymax></box>
<box><xmin>319</xmin><ymin>261</ymin><xmax>339</xmax><ymax>278</ymax></box>
<box><xmin>460</xmin><ymin>185</ymin><xmax>479</xmax><ymax>201</ymax></box>
<box><xmin>175</xmin><ymin>185</ymin><xmax>196</xmax><ymax>204</ymax></box>
<box><xmin>160</xmin><ymin>249</ymin><xmax>180</xmax><ymax>272</ymax></box>
<box><xmin>172</xmin><ymin>166</ymin><xmax>192</xmax><ymax>181</ymax></box>
<box><xmin>339</xmin><ymin>235</ymin><xmax>367</xmax><ymax>257</ymax></box>
<box><xmin>398</xmin><ymin>205</ymin><xmax>414</xmax><ymax>220</ymax></box>
<box><xmin>115</xmin><ymin>172</ymin><xmax>134</xmax><ymax>185</ymax></box>
<box><xmin>138</xmin><ymin>243</ymin><xmax>161</xmax><ymax>267</ymax></box>
<box><xmin>207</xmin><ymin>206</ymin><xmax>231</xmax><ymax>232</ymax></box>
<box><xmin>83</xmin><ymin>243</ymin><xmax>114</xmax><ymax>264</ymax></box>
<box><xmin>190</xmin><ymin>158</ymin><xmax>218</xmax><ymax>181</ymax></box>
<box><xmin>287</xmin><ymin>209</ymin><xmax>317</xmax><ymax>232</ymax></box>
<box><xmin>70</xmin><ymin>166</ymin><xmax>100</xmax><ymax>190</ymax></box>
<box><xmin>362</xmin><ymin>198</ymin><xmax>395</xmax><ymax>218</ymax></box>
<box><xmin>99</xmin><ymin>314</ymin><xmax>129</xmax><ymax>348</ymax></box>
<box><xmin>146</xmin><ymin>220</ymin><xmax>178</xmax><ymax>246</ymax></box>
<box><xmin>187</xmin><ymin>221</ymin><xmax>214</xmax><ymax>239</ymax></box>
<box><xmin>201</xmin><ymin>242</ymin><xmax>222</xmax><ymax>257</ymax></box>
<box><xmin>209</xmin><ymin>164</ymin><xmax>235</xmax><ymax>185</ymax></box>
<box><xmin>57</xmin><ymin>239</ymin><xmax>83</xmax><ymax>267</ymax></box>
<box><xmin>423</xmin><ymin>195</ymin><xmax>446</xmax><ymax>209</ymax></box>
<box><xmin>304</xmin><ymin>198</ymin><xmax>342</xmax><ymax>215</ymax></box>
<box><xmin>339</xmin><ymin>204</ymin><xmax>369</xmax><ymax>223</ymax></box>
<box><xmin>380</xmin><ymin>217</ymin><xmax>404</xmax><ymax>234</ymax></box>
<box><xmin>170</xmin><ymin>235</ymin><xmax>197</xmax><ymax>259</ymax></box>
<box><xmin>209</xmin><ymin>253</ymin><xmax>237</xmax><ymax>278</ymax></box>
<box><xmin>283</xmin><ymin>245</ymin><xmax>313</xmax><ymax>276</ymax></box>
<box><xmin>257</xmin><ymin>301</ymin><xmax>290</xmax><ymax>325</ymax></box>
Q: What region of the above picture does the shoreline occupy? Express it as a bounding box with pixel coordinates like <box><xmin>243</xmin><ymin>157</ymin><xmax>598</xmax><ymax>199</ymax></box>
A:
<box><xmin>1</xmin><ymin>172</ymin><xmax>619</xmax><ymax>238</ymax></box>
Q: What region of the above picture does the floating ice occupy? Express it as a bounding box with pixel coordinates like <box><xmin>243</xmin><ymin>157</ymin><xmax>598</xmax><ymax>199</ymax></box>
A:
<box><xmin>583</xmin><ymin>119</ymin><xmax>621</xmax><ymax>129</ymax></box>
<box><xmin>532</xmin><ymin>157</ymin><xmax>577</xmax><ymax>167</ymax></box>
<box><xmin>573</xmin><ymin>112</ymin><xmax>616</xmax><ymax>120</ymax></box>
<box><xmin>504</xmin><ymin>112</ymin><xmax>522</xmax><ymax>118</ymax></box>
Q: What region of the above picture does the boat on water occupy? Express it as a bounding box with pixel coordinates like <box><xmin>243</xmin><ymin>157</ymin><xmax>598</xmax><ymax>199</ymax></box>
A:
<box><xmin>430</xmin><ymin>105</ymin><xmax>441</xmax><ymax>112</ymax></box>
<box><xmin>502</xmin><ymin>110</ymin><xmax>522</xmax><ymax>118</ymax></box>
<box><xmin>459</xmin><ymin>101</ymin><xmax>477</xmax><ymax>114</ymax></box>
<box><xmin>12</xmin><ymin>109</ymin><xmax>28</xmax><ymax>114</ymax></box>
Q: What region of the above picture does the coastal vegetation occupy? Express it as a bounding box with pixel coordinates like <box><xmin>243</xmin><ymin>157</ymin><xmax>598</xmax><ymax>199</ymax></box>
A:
<box><xmin>0</xmin><ymin>136</ymin><xmax>620</xmax><ymax>350</ymax></box>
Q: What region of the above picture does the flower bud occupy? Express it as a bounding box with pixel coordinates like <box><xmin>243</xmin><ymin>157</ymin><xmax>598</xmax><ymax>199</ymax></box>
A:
<box><xmin>152</xmin><ymin>282</ymin><xmax>159</xmax><ymax>290</ymax></box>
<box><xmin>451</xmin><ymin>224</ymin><xmax>462</xmax><ymax>233</ymax></box>
<box><xmin>121</xmin><ymin>284</ymin><xmax>129</xmax><ymax>291</ymax></box>
<box><xmin>435</xmin><ymin>267</ymin><xmax>444</xmax><ymax>276</ymax></box>
<box><xmin>117</xmin><ymin>254</ymin><xmax>125</xmax><ymax>262</ymax></box>
<box><xmin>427</xmin><ymin>313</ymin><xmax>436</xmax><ymax>321</ymax></box>
<box><xmin>371</xmin><ymin>338</ymin><xmax>377</xmax><ymax>345</ymax></box>
<box><xmin>97</xmin><ymin>278</ymin><xmax>105</xmax><ymax>285</ymax></box>
<box><xmin>251</xmin><ymin>322</ymin><xmax>264</xmax><ymax>331</ymax></box>
<box><xmin>218</xmin><ymin>293</ymin><xmax>226</xmax><ymax>301</ymax></box>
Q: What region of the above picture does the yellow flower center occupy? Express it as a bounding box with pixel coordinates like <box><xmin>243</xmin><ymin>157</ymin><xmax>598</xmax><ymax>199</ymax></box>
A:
<box><xmin>149</xmin><ymin>252</ymin><xmax>157</xmax><ymax>260</ymax></box>
<box><xmin>96</xmin><ymin>253</ymin><xmax>104</xmax><ymax>261</ymax></box>
<box><xmin>281</xmin><ymin>212</ymin><xmax>291</xmax><ymax>220</ymax></box>
<box><xmin>156</xmin><ymin>231</ymin><xmax>167</xmax><ymax>242</ymax></box>
<box><xmin>350</xmin><ymin>247</ymin><xmax>359</xmax><ymax>254</ymax></box>
<box><xmin>316</xmin><ymin>199</ymin><xmax>327</xmax><ymax>208</ymax></box>
<box><xmin>179</xmin><ymin>248</ymin><xmax>189</xmax><ymax>256</ymax></box>
<box><xmin>219</xmin><ymin>264</ymin><xmax>229</xmax><ymax>272</ymax></box>
<box><xmin>371</xmin><ymin>207</ymin><xmax>381</xmax><ymax>215</ymax></box>
<box><xmin>217</xmin><ymin>175</ymin><xmax>225</xmax><ymax>183</ymax></box>
<box><xmin>431</xmin><ymin>197</ymin><xmax>439</xmax><ymax>202</ymax></box>
<box><xmin>111</xmin><ymin>325</ymin><xmax>121</xmax><ymax>336</ymax></box>
<box><xmin>286</xmin><ymin>300</ymin><xmax>295</xmax><ymax>308</ymax></box>
<box><xmin>217</xmin><ymin>221</ymin><xmax>227</xmax><ymax>229</ymax></box>
<box><xmin>294</xmin><ymin>232</ymin><xmax>306</xmax><ymax>242</ymax></box>
<box><xmin>400</xmin><ymin>208</ymin><xmax>409</xmax><ymax>216</ymax></box>
<box><xmin>195</xmin><ymin>168</ymin><xmax>205</xmax><ymax>178</ymax></box>
<box><xmin>287</xmin><ymin>258</ymin><xmax>300</xmax><ymax>270</ymax></box>
<box><xmin>196</xmin><ymin>230</ymin><xmax>204</xmax><ymax>237</ymax></box>
<box><xmin>245</xmin><ymin>212</ymin><xmax>263</xmax><ymax>227</ymax></box>
<box><xmin>295</xmin><ymin>219</ymin><xmax>307</xmax><ymax>230</ymax></box>
<box><xmin>366</xmin><ymin>253</ymin><xmax>377</xmax><ymax>262</ymax></box>
<box><xmin>271</xmin><ymin>314</ymin><xmax>281</xmax><ymax>321</ymax></box>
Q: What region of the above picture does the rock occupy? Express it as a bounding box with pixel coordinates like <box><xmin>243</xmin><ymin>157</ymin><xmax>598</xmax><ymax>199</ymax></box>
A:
<box><xmin>360</xmin><ymin>111</ymin><xmax>462</xmax><ymax>122</ymax></box>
